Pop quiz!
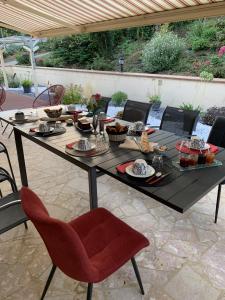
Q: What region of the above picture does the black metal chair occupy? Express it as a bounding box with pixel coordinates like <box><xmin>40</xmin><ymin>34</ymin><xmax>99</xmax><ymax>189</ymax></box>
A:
<box><xmin>158</xmin><ymin>106</ymin><xmax>199</xmax><ymax>137</ymax></box>
<box><xmin>207</xmin><ymin>116</ymin><xmax>225</xmax><ymax>223</ymax></box>
<box><xmin>0</xmin><ymin>142</ymin><xmax>15</xmax><ymax>182</ymax></box>
<box><xmin>96</xmin><ymin>96</ymin><xmax>111</xmax><ymax>114</ymax></box>
<box><xmin>0</xmin><ymin>167</ymin><xmax>28</xmax><ymax>234</ymax></box>
<box><xmin>122</xmin><ymin>100</ymin><xmax>152</xmax><ymax>125</ymax></box>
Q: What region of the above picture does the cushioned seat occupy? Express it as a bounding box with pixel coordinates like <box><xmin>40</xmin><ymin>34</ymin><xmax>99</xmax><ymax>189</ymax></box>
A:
<box><xmin>21</xmin><ymin>187</ymin><xmax>149</xmax><ymax>299</ymax></box>
<box><xmin>69</xmin><ymin>208</ymin><xmax>148</xmax><ymax>282</ymax></box>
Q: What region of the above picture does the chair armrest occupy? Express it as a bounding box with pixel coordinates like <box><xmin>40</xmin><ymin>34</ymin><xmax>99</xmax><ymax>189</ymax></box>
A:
<box><xmin>0</xmin><ymin>200</ymin><xmax>21</xmax><ymax>211</ymax></box>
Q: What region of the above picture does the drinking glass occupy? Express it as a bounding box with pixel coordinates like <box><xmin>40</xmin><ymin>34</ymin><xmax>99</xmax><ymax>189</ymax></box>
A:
<box><xmin>92</xmin><ymin>115</ymin><xmax>98</xmax><ymax>135</ymax></box>
<box><xmin>152</xmin><ymin>154</ymin><xmax>163</xmax><ymax>172</ymax></box>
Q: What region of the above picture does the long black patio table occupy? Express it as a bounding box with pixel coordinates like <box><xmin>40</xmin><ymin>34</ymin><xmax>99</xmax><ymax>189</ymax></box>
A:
<box><xmin>1</xmin><ymin>108</ymin><xmax>225</xmax><ymax>213</ymax></box>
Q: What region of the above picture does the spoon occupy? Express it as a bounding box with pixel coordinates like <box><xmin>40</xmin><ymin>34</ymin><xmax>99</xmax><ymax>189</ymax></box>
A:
<box><xmin>146</xmin><ymin>171</ymin><xmax>162</xmax><ymax>182</ymax></box>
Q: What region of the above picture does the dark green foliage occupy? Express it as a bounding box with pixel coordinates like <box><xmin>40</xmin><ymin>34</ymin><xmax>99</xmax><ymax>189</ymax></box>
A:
<box><xmin>16</xmin><ymin>53</ymin><xmax>30</xmax><ymax>65</ymax></box>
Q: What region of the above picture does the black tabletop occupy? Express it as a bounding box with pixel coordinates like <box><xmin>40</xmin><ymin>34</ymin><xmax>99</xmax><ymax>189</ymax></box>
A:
<box><xmin>1</xmin><ymin>108</ymin><xmax>225</xmax><ymax>213</ymax></box>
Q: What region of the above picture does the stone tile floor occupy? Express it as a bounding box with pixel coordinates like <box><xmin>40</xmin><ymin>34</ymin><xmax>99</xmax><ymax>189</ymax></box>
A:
<box><xmin>1</xmin><ymin>127</ymin><xmax>225</xmax><ymax>300</ymax></box>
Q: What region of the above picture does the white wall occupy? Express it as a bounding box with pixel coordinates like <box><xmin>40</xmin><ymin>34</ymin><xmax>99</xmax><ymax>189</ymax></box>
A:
<box><xmin>5</xmin><ymin>65</ymin><xmax>225</xmax><ymax>110</ymax></box>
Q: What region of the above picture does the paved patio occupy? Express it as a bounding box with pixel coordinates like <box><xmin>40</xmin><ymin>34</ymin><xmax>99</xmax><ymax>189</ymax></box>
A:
<box><xmin>1</xmin><ymin>123</ymin><xmax>225</xmax><ymax>300</ymax></box>
<box><xmin>2</xmin><ymin>92</ymin><xmax>34</xmax><ymax>111</ymax></box>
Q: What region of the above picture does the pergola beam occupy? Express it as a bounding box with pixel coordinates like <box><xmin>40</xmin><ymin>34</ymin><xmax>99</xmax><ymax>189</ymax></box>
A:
<box><xmin>0</xmin><ymin>0</ymin><xmax>80</xmax><ymax>31</ymax></box>
<box><xmin>0</xmin><ymin>21</ymin><xmax>30</xmax><ymax>35</ymax></box>
<box><xmin>33</xmin><ymin>1</ymin><xmax>225</xmax><ymax>38</ymax></box>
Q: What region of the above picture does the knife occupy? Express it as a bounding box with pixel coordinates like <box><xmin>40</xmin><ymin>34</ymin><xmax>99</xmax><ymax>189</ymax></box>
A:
<box><xmin>147</xmin><ymin>172</ymin><xmax>171</xmax><ymax>185</ymax></box>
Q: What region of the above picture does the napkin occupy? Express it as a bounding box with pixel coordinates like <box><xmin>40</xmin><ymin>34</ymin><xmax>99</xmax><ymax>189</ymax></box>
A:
<box><xmin>66</xmin><ymin>142</ymin><xmax>76</xmax><ymax>149</ymax></box>
<box><xmin>103</xmin><ymin>118</ymin><xmax>115</xmax><ymax>123</ymax></box>
<box><xmin>119</xmin><ymin>139</ymin><xmax>140</xmax><ymax>151</ymax></box>
<box><xmin>146</xmin><ymin>128</ymin><xmax>155</xmax><ymax>135</ymax></box>
<box><xmin>116</xmin><ymin>161</ymin><xmax>134</xmax><ymax>173</ymax></box>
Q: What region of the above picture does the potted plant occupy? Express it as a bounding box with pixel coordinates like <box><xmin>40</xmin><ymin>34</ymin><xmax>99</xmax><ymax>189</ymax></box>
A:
<box><xmin>111</xmin><ymin>91</ymin><xmax>128</xmax><ymax>107</ymax></box>
<box><xmin>179</xmin><ymin>102</ymin><xmax>202</xmax><ymax>131</ymax></box>
<box><xmin>21</xmin><ymin>79</ymin><xmax>32</xmax><ymax>93</ymax></box>
<box><xmin>149</xmin><ymin>95</ymin><xmax>161</xmax><ymax>111</ymax></box>
<box><xmin>63</xmin><ymin>84</ymin><xmax>84</xmax><ymax>111</ymax></box>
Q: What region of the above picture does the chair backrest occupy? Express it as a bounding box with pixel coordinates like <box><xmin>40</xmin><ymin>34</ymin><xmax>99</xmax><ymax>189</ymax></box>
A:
<box><xmin>160</xmin><ymin>106</ymin><xmax>199</xmax><ymax>136</ymax></box>
<box><xmin>99</xmin><ymin>96</ymin><xmax>111</xmax><ymax>114</ymax></box>
<box><xmin>122</xmin><ymin>100</ymin><xmax>152</xmax><ymax>124</ymax></box>
<box><xmin>21</xmin><ymin>187</ymin><xmax>98</xmax><ymax>282</ymax></box>
<box><xmin>207</xmin><ymin>116</ymin><xmax>225</xmax><ymax>148</ymax></box>
<box><xmin>0</xmin><ymin>86</ymin><xmax>6</xmax><ymax>110</ymax></box>
<box><xmin>33</xmin><ymin>85</ymin><xmax>65</xmax><ymax>108</ymax></box>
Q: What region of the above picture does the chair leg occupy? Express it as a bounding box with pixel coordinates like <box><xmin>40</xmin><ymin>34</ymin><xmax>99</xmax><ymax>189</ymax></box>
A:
<box><xmin>8</xmin><ymin>128</ymin><xmax>14</xmax><ymax>138</ymax></box>
<box><xmin>40</xmin><ymin>265</ymin><xmax>57</xmax><ymax>300</ymax></box>
<box><xmin>24</xmin><ymin>221</ymin><xmax>28</xmax><ymax>230</ymax></box>
<box><xmin>0</xmin><ymin>120</ymin><xmax>3</xmax><ymax>127</ymax></box>
<box><xmin>131</xmin><ymin>257</ymin><xmax>145</xmax><ymax>295</ymax></box>
<box><xmin>87</xmin><ymin>283</ymin><xmax>93</xmax><ymax>300</ymax></box>
<box><xmin>2</xmin><ymin>123</ymin><xmax>9</xmax><ymax>135</ymax></box>
<box><xmin>215</xmin><ymin>184</ymin><xmax>222</xmax><ymax>223</ymax></box>
<box><xmin>5</xmin><ymin>149</ymin><xmax>16</xmax><ymax>182</ymax></box>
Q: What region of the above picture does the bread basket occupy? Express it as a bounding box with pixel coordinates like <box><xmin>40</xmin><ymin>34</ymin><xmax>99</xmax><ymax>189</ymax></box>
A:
<box><xmin>106</xmin><ymin>125</ymin><xmax>128</xmax><ymax>142</ymax></box>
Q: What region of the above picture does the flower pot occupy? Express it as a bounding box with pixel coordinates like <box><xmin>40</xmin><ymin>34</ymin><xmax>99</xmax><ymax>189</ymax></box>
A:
<box><xmin>23</xmin><ymin>86</ymin><xmax>31</xmax><ymax>93</ymax></box>
<box><xmin>151</xmin><ymin>102</ymin><xmax>161</xmax><ymax>111</ymax></box>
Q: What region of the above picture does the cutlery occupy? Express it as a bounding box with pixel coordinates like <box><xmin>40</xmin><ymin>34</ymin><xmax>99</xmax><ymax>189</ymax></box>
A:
<box><xmin>145</xmin><ymin>171</ymin><xmax>162</xmax><ymax>182</ymax></box>
<box><xmin>147</xmin><ymin>172</ymin><xmax>171</xmax><ymax>185</ymax></box>
<box><xmin>133</xmin><ymin>137</ymin><xmax>142</xmax><ymax>151</ymax></box>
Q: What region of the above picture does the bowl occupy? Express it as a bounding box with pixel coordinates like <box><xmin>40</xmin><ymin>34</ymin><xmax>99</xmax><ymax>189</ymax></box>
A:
<box><xmin>44</xmin><ymin>108</ymin><xmax>62</xmax><ymax>118</ymax></box>
<box><xmin>106</xmin><ymin>125</ymin><xmax>128</xmax><ymax>142</ymax></box>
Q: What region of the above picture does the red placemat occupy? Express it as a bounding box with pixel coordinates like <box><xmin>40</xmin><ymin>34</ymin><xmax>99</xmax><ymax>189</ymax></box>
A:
<box><xmin>176</xmin><ymin>141</ymin><xmax>218</xmax><ymax>154</ymax></box>
<box><xmin>116</xmin><ymin>161</ymin><xmax>134</xmax><ymax>173</ymax></box>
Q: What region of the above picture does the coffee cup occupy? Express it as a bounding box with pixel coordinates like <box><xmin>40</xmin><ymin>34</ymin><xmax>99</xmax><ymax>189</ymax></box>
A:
<box><xmin>77</xmin><ymin>138</ymin><xmax>91</xmax><ymax>151</ymax></box>
<box><xmin>15</xmin><ymin>111</ymin><xmax>25</xmax><ymax>121</ymax></box>
<box><xmin>39</xmin><ymin>123</ymin><xmax>50</xmax><ymax>133</ymax></box>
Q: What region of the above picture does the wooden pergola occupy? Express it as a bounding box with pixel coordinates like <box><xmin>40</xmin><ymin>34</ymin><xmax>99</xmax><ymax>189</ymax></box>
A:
<box><xmin>0</xmin><ymin>0</ymin><xmax>225</xmax><ymax>38</ymax></box>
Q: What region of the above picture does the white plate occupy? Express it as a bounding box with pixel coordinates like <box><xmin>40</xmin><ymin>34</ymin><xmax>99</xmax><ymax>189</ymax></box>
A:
<box><xmin>125</xmin><ymin>164</ymin><xmax>155</xmax><ymax>178</ymax></box>
<box><xmin>73</xmin><ymin>142</ymin><xmax>96</xmax><ymax>152</ymax></box>
<box><xmin>190</xmin><ymin>143</ymin><xmax>210</xmax><ymax>151</ymax></box>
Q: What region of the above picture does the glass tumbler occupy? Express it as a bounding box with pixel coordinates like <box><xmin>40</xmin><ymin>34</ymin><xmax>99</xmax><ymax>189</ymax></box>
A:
<box><xmin>152</xmin><ymin>154</ymin><xmax>163</xmax><ymax>172</ymax></box>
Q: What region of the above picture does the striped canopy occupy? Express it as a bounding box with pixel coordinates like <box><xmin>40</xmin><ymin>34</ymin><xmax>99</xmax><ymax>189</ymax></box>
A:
<box><xmin>0</xmin><ymin>0</ymin><xmax>225</xmax><ymax>37</ymax></box>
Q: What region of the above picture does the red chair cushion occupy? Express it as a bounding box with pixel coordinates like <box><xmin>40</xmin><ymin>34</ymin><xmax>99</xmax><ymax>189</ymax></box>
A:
<box><xmin>69</xmin><ymin>208</ymin><xmax>149</xmax><ymax>283</ymax></box>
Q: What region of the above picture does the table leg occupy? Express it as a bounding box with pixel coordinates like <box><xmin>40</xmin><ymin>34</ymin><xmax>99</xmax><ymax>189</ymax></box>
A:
<box><xmin>14</xmin><ymin>128</ymin><xmax>28</xmax><ymax>186</ymax></box>
<box><xmin>88</xmin><ymin>167</ymin><xmax>98</xmax><ymax>210</ymax></box>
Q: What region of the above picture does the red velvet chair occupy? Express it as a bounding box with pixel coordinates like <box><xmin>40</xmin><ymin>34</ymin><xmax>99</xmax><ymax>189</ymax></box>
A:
<box><xmin>21</xmin><ymin>187</ymin><xmax>149</xmax><ymax>300</ymax></box>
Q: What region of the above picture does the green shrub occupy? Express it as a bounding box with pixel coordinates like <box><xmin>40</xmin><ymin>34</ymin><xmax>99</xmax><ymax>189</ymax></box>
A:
<box><xmin>179</xmin><ymin>103</ymin><xmax>202</xmax><ymax>112</ymax></box>
<box><xmin>21</xmin><ymin>79</ymin><xmax>32</xmax><ymax>88</ymax></box>
<box><xmin>0</xmin><ymin>70</ymin><xmax>4</xmax><ymax>85</ymax></box>
<box><xmin>8</xmin><ymin>73</ymin><xmax>20</xmax><ymax>88</ymax></box>
<box><xmin>111</xmin><ymin>91</ymin><xmax>128</xmax><ymax>106</ymax></box>
<box><xmin>202</xmin><ymin>106</ymin><xmax>225</xmax><ymax>125</ymax></box>
<box><xmin>149</xmin><ymin>95</ymin><xmax>161</xmax><ymax>104</ymax></box>
<box><xmin>142</xmin><ymin>31</ymin><xmax>185</xmax><ymax>72</ymax></box>
<box><xmin>63</xmin><ymin>84</ymin><xmax>83</xmax><ymax>104</ymax></box>
<box><xmin>188</xmin><ymin>20</ymin><xmax>217</xmax><ymax>51</ymax></box>
<box><xmin>16</xmin><ymin>53</ymin><xmax>30</xmax><ymax>65</ymax></box>
<box><xmin>91</xmin><ymin>56</ymin><xmax>113</xmax><ymax>71</ymax></box>
<box><xmin>200</xmin><ymin>71</ymin><xmax>214</xmax><ymax>81</ymax></box>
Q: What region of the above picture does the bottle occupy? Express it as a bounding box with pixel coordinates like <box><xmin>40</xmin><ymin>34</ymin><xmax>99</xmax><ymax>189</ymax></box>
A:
<box><xmin>98</xmin><ymin>112</ymin><xmax>105</xmax><ymax>134</ymax></box>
